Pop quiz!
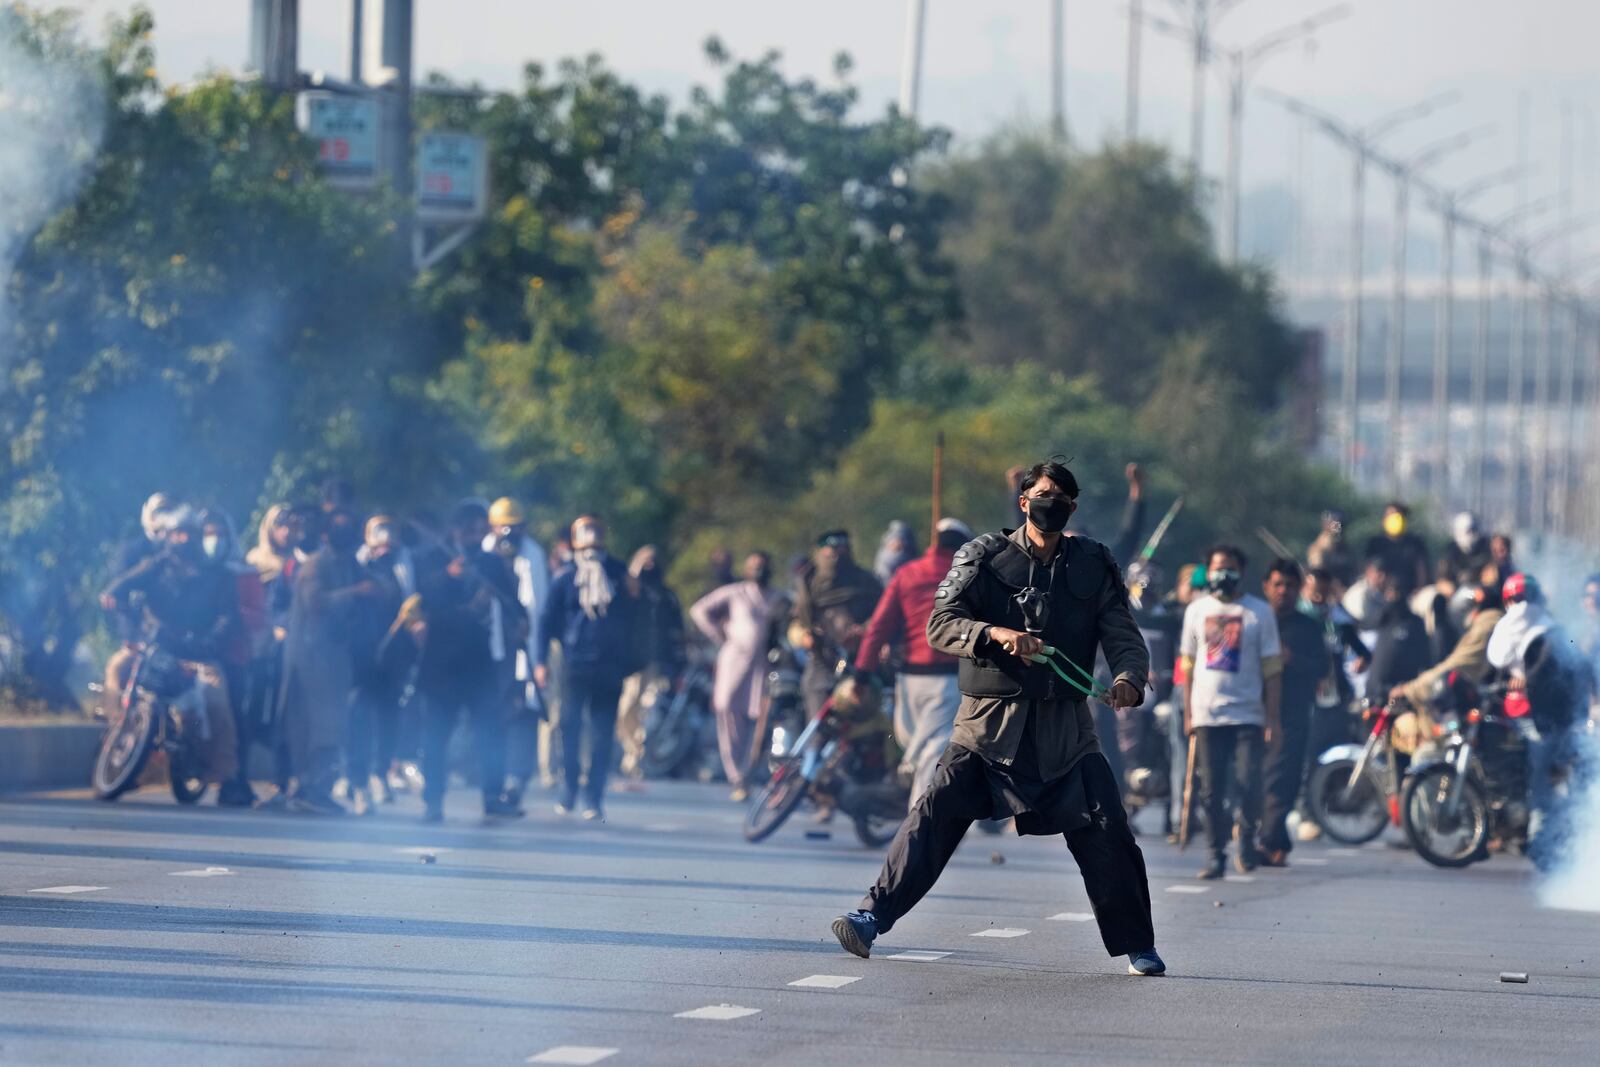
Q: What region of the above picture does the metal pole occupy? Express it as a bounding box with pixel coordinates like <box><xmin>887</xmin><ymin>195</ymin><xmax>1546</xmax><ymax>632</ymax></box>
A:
<box><xmin>1343</xmin><ymin>153</ymin><xmax>1366</xmax><ymax>481</ymax></box>
<box><xmin>1126</xmin><ymin>0</ymin><xmax>1143</xmax><ymax>139</ymax></box>
<box><xmin>1471</xmin><ymin>236</ymin><xmax>1492</xmax><ymax>514</ymax></box>
<box><xmin>349</xmin><ymin>0</ymin><xmax>363</xmax><ymax>84</ymax></box>
<box><xmin>1051</xmin><ymin>0</ymin><xmax>1066</xmax><ymax>140</ymax></box>
<box><xmin>248</xmin><ymin>0</ymin><xmax>299</xmax><ymax>89</ymax></box>
<box><xmin>1555</xmin><ymin>302</ymin><xmax>1579</xmax><ymax>534</ymax></box>
<box><xmin>1432</xmin><ymin>208</ymin><xmax>1455</xmax><ymax>499</ymax></box>
<box><xmin>1223</xmin><ymin>55</ymin><xmax>1243</xmax><ymax>261</ymax></box>
<box><xmin>1533</xmin><ymin>291</ymin><xmax>1553</xmax><ymax>532</ymax></box>
<box><xmin>1386</xmin><ymin>175</ymin><xmax>1410</xmax><ymax>495</ymax></box>
<box><xmin>898</xmin><ymin>0</ymin><xmax>927</xmax><ymax>119</ymax></box>
<box><xmin>1188</xmin><ymin>4</ymin><xmax>1209</xmax><ymax>178</ymax></box>
<box><xmin>1508</xmin><ymin>264</ymin><xmax>1529</xmax><ymax>528</ymax></box>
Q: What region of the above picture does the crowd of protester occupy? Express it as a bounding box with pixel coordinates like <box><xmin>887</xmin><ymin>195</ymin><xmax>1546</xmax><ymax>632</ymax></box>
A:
<box><xmin>97</xmin><ymin>470</ymin><xmax>1597</xmax><ymax>870</ymax></box>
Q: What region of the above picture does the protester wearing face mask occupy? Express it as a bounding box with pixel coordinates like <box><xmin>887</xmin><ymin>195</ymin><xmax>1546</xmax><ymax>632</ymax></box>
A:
<box><xmin>832</xmin><ymin>459</ymin><xmax>1161</xmax><ymax>978</ymax></box>
<box><xmin>690</xmin><ymin>551</ymin><xmax>788</xmax><ymax>800</ymax></box>
<box><xmin>482</xmin><ymin>497</ymin><xmax>551</xmax><ymax>804</ymax></box>
<box><xmin>793</xmin><ymin>530</ymin><xmax>883</xmax><ymax>718</ymax></box>
<box><xmin>533</xmin><ymin>516</ymin><xmax>636</xmax><ymax>820</ymax></box>
<box><xmin>341</xmin><ymin>516</ymin><xmax>410</xmax><ymax>814</ymax></box>
<box><xmin>1180</xmin><ymin>544</ymin><xmax>1282</xmax><ymax>879</ymax></box>
<box><xmin>1364</xmin><ymin>502</ymin><xmax>1430</xmax><ymax>594</ymax></box>
<box><xmin>617</xmin><ymin>545</ymin><xmax>687</xmax><ymax>781</ymax></box>
<box><xmin>1442</xmin><ymin>511</ymin><xmax>1491</xmax><ymax>587</ymax></box>
<box><xmin>275</xmin><ymin>507</ymin><xmax>376</xmax><ymax>814</ymax></box>
<box><xmin>196</xmin><ymin>508</ymin><xmax>267</xmax><ymax>807</ymax></box>
<box><xmin>100</xmin><ymin>507</ymin><xmax>241</xmax><ymax>798</ymax></box>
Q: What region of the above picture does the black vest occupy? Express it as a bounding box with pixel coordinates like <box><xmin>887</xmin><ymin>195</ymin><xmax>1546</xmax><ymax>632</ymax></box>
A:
<box><xmin>957</xmin><ymin>533</ymin><xmax>1113</xmax><ymax>700</ymax></box>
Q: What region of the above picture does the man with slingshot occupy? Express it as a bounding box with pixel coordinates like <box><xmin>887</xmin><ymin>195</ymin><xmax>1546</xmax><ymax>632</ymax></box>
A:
<box><xmin>831</xmin><ymin>459</ymin><xmax>1165</xmax><ymax>977</ymax></box>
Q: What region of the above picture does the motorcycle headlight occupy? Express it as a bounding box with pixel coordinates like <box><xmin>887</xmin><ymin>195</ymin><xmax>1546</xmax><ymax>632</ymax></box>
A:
<box><xmin>770</xmin><ymin>726</ymin><xmax>789</xmax><ymax>756</ymax></box>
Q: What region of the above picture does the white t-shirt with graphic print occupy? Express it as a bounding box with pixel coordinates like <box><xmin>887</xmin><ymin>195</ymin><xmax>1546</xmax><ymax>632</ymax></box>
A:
<box><xmin>1180</xmin><ymin>593</ymin><xmax>1281</xmax><ymax>728</ymax></box>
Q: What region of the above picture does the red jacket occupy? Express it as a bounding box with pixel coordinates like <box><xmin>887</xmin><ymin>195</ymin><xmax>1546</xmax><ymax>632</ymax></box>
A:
<box><xmin>855</xmin><ymin>545</ymin><xmax>959</xmax><ymax>674</ymax></box>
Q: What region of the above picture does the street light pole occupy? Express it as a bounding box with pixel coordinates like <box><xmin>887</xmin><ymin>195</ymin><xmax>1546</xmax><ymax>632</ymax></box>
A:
<box><xmin>1126</xmin><ymin>0</ymin><xmax>1143</xmax><ymax>139</ymax></box>
<box><xmin>1051</xmin><ymin>0</ymin><xmax>1066</xmax><ymax>140</ymax></box>
<box><xmin>1470</xmin><ymin>231</ymin><xmax>1494</xmax><ymax>514</ymax></box>
<box><xmin>898</xmin><ymin>0</ymin><xmax>927</xmax><ymax>120</ymax></box>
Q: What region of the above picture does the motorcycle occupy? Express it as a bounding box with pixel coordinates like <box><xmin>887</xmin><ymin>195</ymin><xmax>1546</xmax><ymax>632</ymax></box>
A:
<box><xmin>636</xmin><ymin>652</ymin><xmax>716</xmax><ymax>779</ymax></box>
<box><xmin>1401</xmin><ymin>677</ymin><xmax>1533</xmax><ymax>867</ymax></box>
<box><xmin>1307</xmin><ymin>698</ymin><xmax>1408</xmax><ymax>845</ymax></box>
<box><xmin>743</xmin><ymin>670</ymin><xmax>907</xmax><ymax>848</ymax></box>
<box><xmin>91</xmin><ymin>643</ymin><xmax>211</xmax><ymax>804</ymax></box>
<box><xmin>745</xmin><ymin>637</ymin><xmax>808</xmax><ymax>785</ymax></box>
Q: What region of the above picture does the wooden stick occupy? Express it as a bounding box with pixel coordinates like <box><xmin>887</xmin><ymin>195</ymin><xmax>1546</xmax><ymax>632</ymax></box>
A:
<box><xmin>1178</xmin><ymin>732</ymin><xmax>1198</xmax><ymax>851</ymax></box>
<box><xmin>930</xmin><ymin>430</ymin><xmax>944</xmax><ymax>547</ymax></box>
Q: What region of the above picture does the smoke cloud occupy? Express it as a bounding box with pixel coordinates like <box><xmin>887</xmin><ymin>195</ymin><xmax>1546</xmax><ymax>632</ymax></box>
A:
<box><xmin>0</xmin><ymin>7</ymin><xmax>105</xmax><ymax>348</ymax></box>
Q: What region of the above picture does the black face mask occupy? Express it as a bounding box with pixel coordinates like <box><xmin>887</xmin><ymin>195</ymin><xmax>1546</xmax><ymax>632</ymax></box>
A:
<box><xmin>750</xmin><ymin>566</ymin><xmax>772</xmax><ymax>588</ymax></box>
<box><xmin>1026</xmin><ymin>497</ymin><xmax>1073</xmax><ymax>534</ymax></box>
<box><xmin>1208</xmin><ymin>570</ymin><xmax>1242</xmax><ymax>597</ymax></box>
<box><xmin>637</xmin><ymin>566</ymin><xmax>662</xmax><ymax>586</ymax></box>
<box><xmin>327</xmin><ymin>525</ymin><xmax>361</xmax><ymax>553</ymax></box>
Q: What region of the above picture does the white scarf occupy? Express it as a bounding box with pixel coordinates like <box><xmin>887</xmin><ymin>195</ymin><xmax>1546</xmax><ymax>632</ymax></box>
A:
<box><xmin>575</xmin><ymin>548</ymin><xmax>615</xmax><ymax>620</ymax></box>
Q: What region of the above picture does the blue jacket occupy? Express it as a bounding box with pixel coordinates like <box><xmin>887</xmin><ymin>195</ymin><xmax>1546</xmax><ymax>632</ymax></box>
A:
<box><xmin>535</xmin><ymin>552</ymin><xmax>636</xmax><ymax>678</ymax></box>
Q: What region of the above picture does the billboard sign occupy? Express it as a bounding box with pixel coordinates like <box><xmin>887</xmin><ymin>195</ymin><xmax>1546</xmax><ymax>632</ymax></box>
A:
<box><xmin>296</xmin><ymin>91</ymin><xmax>379</xmax><ymax>188</ymax></box>
<box><xmin>416</xmin><ymin>132</ymin><xmax>489</xmax><ymax>222</ymax></box>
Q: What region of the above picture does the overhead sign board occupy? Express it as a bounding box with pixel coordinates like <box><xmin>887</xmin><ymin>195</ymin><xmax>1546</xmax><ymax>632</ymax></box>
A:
<box><xmin>295</xmin><ymin>91</ymin><xmax>379</xmax><ymax>188</ymax></box>
<box><xmin>416</xmin><ymin>131</ymin><xmax>488</xmax><ymax>222</ymax></box>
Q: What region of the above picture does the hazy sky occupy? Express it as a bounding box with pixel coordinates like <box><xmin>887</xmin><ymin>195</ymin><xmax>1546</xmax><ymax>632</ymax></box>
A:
<box><xmin>68</xmin><ymin>1</ymin><xmax>1600</xmax><ymax>258</ymax></box>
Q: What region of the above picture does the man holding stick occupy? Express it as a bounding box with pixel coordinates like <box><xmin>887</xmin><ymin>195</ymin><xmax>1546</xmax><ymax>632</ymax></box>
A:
<box><xmin>830</xmin><ymin>459</ymin><xmax>1164</xmax><ymax>977</ymax></box>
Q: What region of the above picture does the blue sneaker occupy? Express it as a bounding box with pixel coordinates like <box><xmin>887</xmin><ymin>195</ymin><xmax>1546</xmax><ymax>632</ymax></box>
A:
<box><xmin>831</xmin><ymin>910</ymin><xmax>878</xmax><ymax>959</ymax></box>
<box><xmin>1127</xmin><ymin>949</ymin><xmax>1166</xmax><ymax>976</ymax></box>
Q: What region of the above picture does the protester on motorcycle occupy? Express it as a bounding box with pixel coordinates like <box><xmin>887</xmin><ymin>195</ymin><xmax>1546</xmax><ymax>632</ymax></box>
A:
<box><xmin>794</xmin><ymin>530</ymin><xmax>882</xmax><ymax>717</ymax></box>
<box><xmin>617</xmin><ymin>545</ymin><xmax>687</xmax><ymax>781</ymax></box>
<box><xmin>99</xmin><ymin>507</ymin><xmax>241</xmax><ymax>797</ymax></box>
<box><xmin>691</xmin><ymin>551</ymin><xmax>788</xmax><ymax>801</ymax></box>
<box><xmin>854</xmin><ymin>518</ymin><xmax>971</xmax><ymax>808</ymax></box>
<box><xmin>1488</xmin><ymin>572</ymin><xmax>1592</xmax><ymax>871</ymax></box>
<box><xmin>1391</xmin><ymin>562</ymin><xmax>1504</xmax><ymax>716</ymax></box>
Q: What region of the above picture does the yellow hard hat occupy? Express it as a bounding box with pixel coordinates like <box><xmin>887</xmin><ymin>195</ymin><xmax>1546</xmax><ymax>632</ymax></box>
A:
<box><xmin>488</xmin><ymin>496</ymin><xmax>525</xmax><ymax>528</ymax></box>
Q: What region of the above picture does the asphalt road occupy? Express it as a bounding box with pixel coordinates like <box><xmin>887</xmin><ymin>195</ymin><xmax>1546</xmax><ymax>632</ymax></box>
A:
<box><xmin>1</xmin><ymin>777</ymin><xmax>1598</xmax><ymax>1067</ymax></box>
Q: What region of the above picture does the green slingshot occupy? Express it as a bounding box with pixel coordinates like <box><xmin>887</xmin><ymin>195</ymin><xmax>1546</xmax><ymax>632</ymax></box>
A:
<box><xmin>1027</xmin><ymin>645</ymin><xmax>1115</xmax><ymax>703</ymax></box>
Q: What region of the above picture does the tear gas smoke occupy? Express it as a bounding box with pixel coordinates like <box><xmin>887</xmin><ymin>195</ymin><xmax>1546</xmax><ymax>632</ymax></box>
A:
<box><xmin>0</xmin><ymin>7</ymin><xmax>105</xmax><ymax>349</ymax></box>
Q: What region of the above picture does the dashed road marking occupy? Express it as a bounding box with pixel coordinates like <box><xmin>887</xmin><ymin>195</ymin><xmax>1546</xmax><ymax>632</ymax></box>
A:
<box><xmin>675</xmin><ymin>1004</ymin><xmax>761</xmax><ymax>1020</ymax></box>
<box><xmin>643</xmin><ymin>823</ymin><xmax>685</xmax><ymax>832</ymax></box>
<box><xmin>1048</xmin><ymin>912</ymin><xmax>1095</xmax><ymax>922</ymax></box>
<box><xmin>971</xmin><ymin>928</ymin><xmax>1030</xmax><ymax>938</ymax></box>
<box><xmin>170</xmin><ymin>867</ymin><xmax>234</xmax><ymax>877</ymax></box>
<box><xmin>28</xmin><ymin>886</ymin><xmax>106</xmax><ymax>895</ymax></box>
<box><xmin>886</xmin><ymin>950</ymin><xmax>952</xmax><ymax>962</ymax></box>
<box><xmin>527</xmin><ymin>1048</ymin><xmax>619</xmax><ymax>1066</ymax></box>
<box><xmin>1328</xmin><ymin>848</ymin><xmax>1359</xmax><ymax>856</ymax></box>
<box><xmin>1231</xmin><ymin>875</ymin><xmax>1256</xmax><ymax>883</ymax></box>
<box><xmin>789</xmin><ymin>974</ymin><xmax>861</xmax><ymax>989</ymax></box>
<box><xmin>1165</xmin><ymin>885</ymin><xmax>1207</xmax><ymax>894</ymax></box>
<box><xmin>395</xmin><ymin>847</ymin><xmax>452</xmax><ymax>856</ymax></box>
<box><xmin>1298</xmin><ymin>858</ymin><xmax>1330</xmax><ymax>866</ymax></box>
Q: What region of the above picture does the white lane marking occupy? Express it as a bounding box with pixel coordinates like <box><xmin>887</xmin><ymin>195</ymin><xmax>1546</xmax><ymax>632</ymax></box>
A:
<box><xmin>170</xmin><ymin>867</ymin><xmax>234</xmax><ymax>877</ymax></box>
<box><xmin>1231</xmin><ymin>875</ymin><xmax>1256</xmax><ymax>883</ymax></box>
<box><xmin>527</xmin><ymin>1048</ymin><xmax>619</xmax><ymax>1066</ymax></box>
<box><xmin>1165</xmin><ymin>885</ymin><xmax>1207</xmax><ymax>894</ymax></box>
<box><xmin>643</xmin><ymin>823</ymin><xmax>685</xmax><ymax>832</ymax></box>
<box><xmin>395</xmin><ymin>847</ymin><xmax>453</xmax><ymax>856</ymax></box>
<box><xmin>886</xmin><ymin>950</ymin><xmax>952</xmax><ymax>962</ymax></box>
<box><xmin>970</xmin><ymin>928</ymin><xmax>1030</xmax><ymax>938</ymax></box>
<box><xmin>1048</xmin><ymin>911</ymin><xmax>1095</xmax><ymax>922</ymax></box>
<box><xmin>674</xmin><ymin>1004</ymin><xmax>761</xmax><ymax>1020</ymax></box>
<box><xmin>789</xmin><ymin>974</ymin><xmax>861</xmax><ymax>989</ymax></box>
<box><xmin>28</xmin><ymin>886</ymin><xmax>106</xmax><ymax>895</ymax></box>
<box><xmin>1328</xmin><ymin>848</ymin><xmax>1359</xmax><ymax>856</ymax></box>
<box><xmin>1297</xmin><ymin>858</ymin><xmax>1330</xmax><ymax>866</ymax></box>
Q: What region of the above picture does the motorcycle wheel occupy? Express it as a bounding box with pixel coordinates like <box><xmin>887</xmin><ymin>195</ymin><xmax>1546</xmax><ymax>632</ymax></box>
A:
<box><xmin>852</xmin><ymin>802</ymin><xmax>903</xmax><ymax>849</ymax></box>
<box><xmin>92</xmin><ymin>693</ymin><xmax>160</xmax><ymax>800</ymax></box>
<box><xmin>1307</xmin><ymin>759</ymin><xmax>1389</xmax><ymax>845</ymax></box>
<box><xmin>638</xmin><ymin>703</ymin><xmax>695</xmax><ymax>780</ymax></box>
<box><xmin>743</xmin><ymin>763</ymin><xmax>809</xmax><ymax>843</ymax></box>
<box><xmin>1402</xmin><ymin>768</ymin><xmax>1488</xmax><ymax>868</ymax></box>
<box><xmin>169</xmin><ymin>741</ymin><xmax>208</xmax><ymax>806</ymax></box>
